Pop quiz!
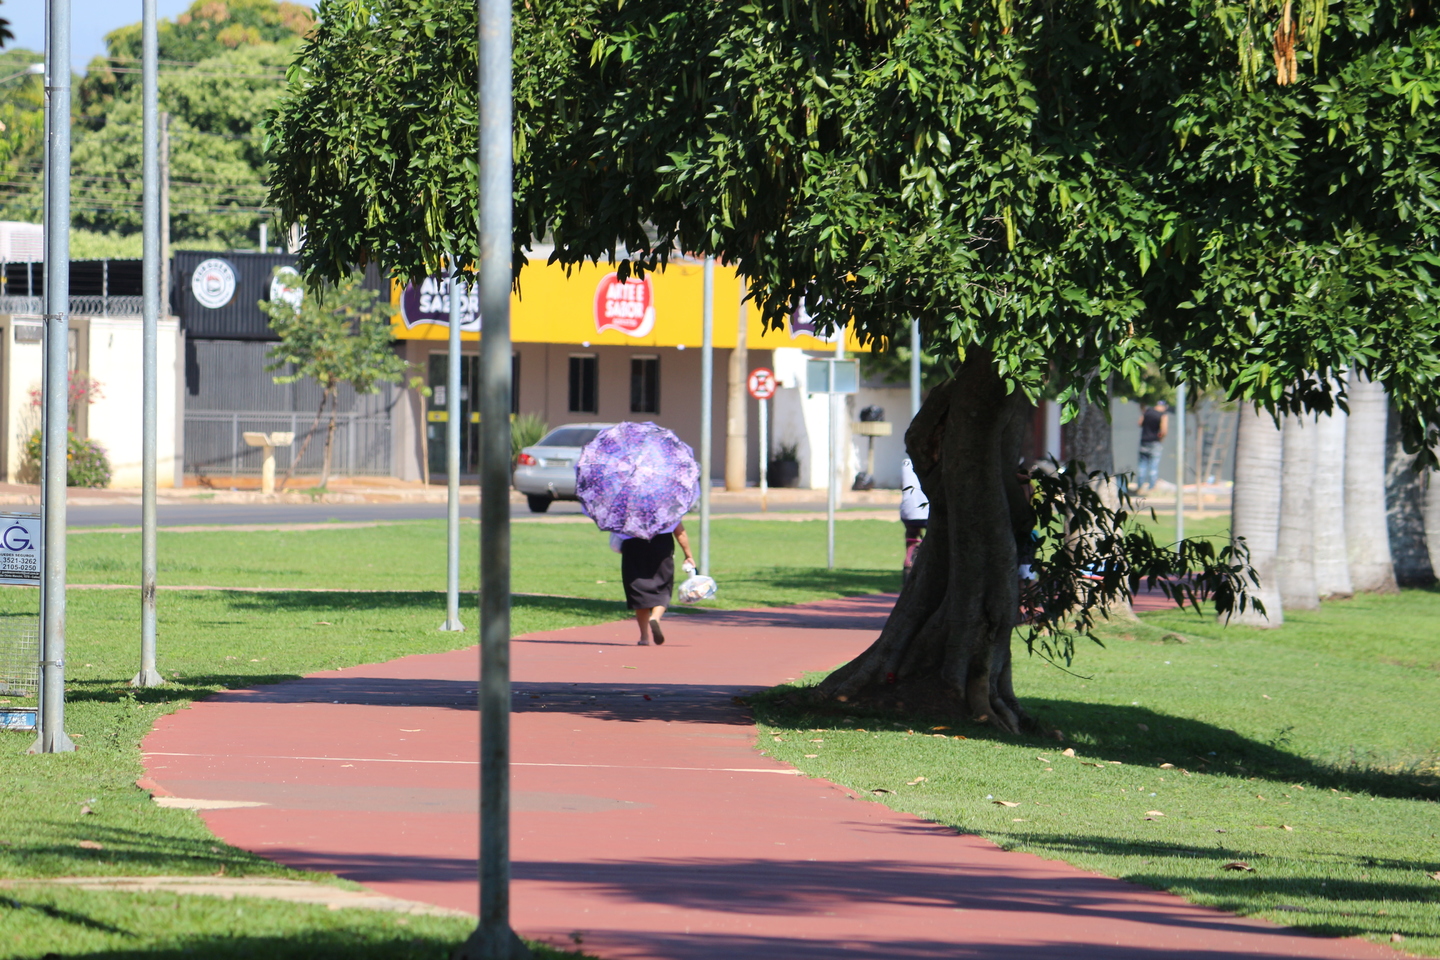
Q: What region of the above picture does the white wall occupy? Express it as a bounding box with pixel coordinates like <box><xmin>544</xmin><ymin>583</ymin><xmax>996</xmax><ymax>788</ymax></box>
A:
<box><xmin>4</xmin><ymin>316</ymin><xmax>44</xmax><ymax>482</ymax></box>
<box><xmin>86</xmin><ymin>317</ymin><xmax>181</xmax><ymax>487</ymax></box>
<box><xmin>853</xmin><ymin>385</ymin><xmax>911</xmax><ymax>488</ymax></box>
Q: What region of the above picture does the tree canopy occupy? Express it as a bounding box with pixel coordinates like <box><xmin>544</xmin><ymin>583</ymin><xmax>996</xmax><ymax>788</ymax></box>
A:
<box><xmin>271</xmin><ymin>0</ymin><xmax>1439</xmax><ymax>446</ymax></box>
<box><xmin>2</xmin><ymin>0</ymin><xmax>311</xmax><ymax>249</ymax></box>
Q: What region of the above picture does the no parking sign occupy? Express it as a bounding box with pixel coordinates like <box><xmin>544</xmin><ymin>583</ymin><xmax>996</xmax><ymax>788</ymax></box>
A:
<box><xmin>747</xmin><ymin>368</ymin><xmax>777</xmax><ymax>400</ymax></box>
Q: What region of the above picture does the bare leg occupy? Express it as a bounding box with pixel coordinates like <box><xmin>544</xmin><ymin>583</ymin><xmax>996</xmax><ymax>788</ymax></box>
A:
<box><xmin>649</xmin><ymin>606</ymin><xmax>667</xmax><ymax>645</ymax></box>
<box><xmin>636</xmin><ymin>608</ymin><xmax>652</xmax><ymax>645</ymax></box>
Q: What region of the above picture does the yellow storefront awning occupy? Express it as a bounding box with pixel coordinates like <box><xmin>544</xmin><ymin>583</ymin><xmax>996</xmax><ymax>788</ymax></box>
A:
<box><xmin>390</xmin><ymin>258</ymin><xmax>869</xmax><ymax>352</ymax></box>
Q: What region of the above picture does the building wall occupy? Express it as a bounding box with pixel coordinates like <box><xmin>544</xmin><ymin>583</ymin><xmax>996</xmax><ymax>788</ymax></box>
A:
<box><xmin>2</xmin><ymin>316</ymin><xmax>44</xmax><ymax>483</ymax></box>
<box><xmin>398</xmin><ymin>339</ymin><xmax>775</xmax><ymax>483</ymax></box>
<box><xmin>87</xmin><ymin>317</ymin><xmax>182</xmax><ymax>487</ymax></box>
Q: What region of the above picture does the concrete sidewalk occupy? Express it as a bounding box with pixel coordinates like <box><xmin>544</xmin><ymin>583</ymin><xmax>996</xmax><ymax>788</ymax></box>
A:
<box><xmin>139</xmin><ymin>596</ymin><xmax>1393</xmax><ymax>959</ymax></box>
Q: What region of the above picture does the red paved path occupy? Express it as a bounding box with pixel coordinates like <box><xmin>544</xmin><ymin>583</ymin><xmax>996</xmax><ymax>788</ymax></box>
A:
<box><xmin>141</xmin><ymin>595</ymin><xmax>1396</xmax><ymax>959</ymax></box>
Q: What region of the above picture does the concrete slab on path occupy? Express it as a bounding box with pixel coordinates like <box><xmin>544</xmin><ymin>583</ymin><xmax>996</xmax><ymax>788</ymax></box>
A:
<box><xmin>140</xmin><ymin>595</ymin><xmax>1397</xmax><ymax>960</ymax></box>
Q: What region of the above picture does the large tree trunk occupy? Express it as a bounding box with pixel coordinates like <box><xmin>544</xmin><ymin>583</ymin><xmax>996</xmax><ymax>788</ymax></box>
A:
<box><xmin>1228</xmin><ymin>407</ymin><xmax>1283</xmax><ymax>627</ymax></box>
<box><xmin>1384</xmin><ymin>403</ymin><xmax>1436</xmax><ymax>587</ymax></box>
<box><xmin>1345</xmin><ymin>374</ymin><xmax>1398</xmax><ymax>593</ymax></box>
<box><xmin>1276</xmin><ymin>413</ymin><xmax>1319</xmax><ymax>609</ymax></box>
<box><xmin>817</xmin><ymin>351</ymin><xmax>1033</xmax><ymax>731</ymax></box>
<box><xmin>1312</xmin><ymin>408</ymin><xmax>1352</xmax><ymax>598</ymax></box>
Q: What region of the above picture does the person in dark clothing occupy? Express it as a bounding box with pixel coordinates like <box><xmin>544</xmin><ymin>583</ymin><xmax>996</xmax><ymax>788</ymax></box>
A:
<box><xmin>1136</xmin><ymin>400</ymin><xmax>1169</xmax><ymax>491</ymax></box>
<box><xmin>617</xmin><ymin>521</ymin><xmax>696</xmax><ymax>645</ymax></box>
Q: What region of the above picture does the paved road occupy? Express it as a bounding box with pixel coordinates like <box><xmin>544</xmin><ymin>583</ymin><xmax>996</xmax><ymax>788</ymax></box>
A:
<box><xmin>140</xmin><ymin>596</ymin><xmax>1395</xmax><ymax>960</ymax></box>
<box><xmin>63</xmin><ymin>499</ymin><xmax>844</xmax><ymax>528</ymax></box>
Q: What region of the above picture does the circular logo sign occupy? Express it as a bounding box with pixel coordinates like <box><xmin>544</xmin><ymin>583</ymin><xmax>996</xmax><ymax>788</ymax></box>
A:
<box><xmin>593</xmin><ymin>272</ymin><xmax>656</xmax><ymax>338</ymax></box>
<box><xmin>747</xmin><ymin>367</ymin><xmax>777</xmax><ymax>400</ymax></box>
<box><xmin>269</xmin><ymin>267</ymin><xmax>305</xmax><ymax>313</ymax></box>
<box><xmin>191</xmin><ymin>258</ymin><xmax>237</xmax><ymax>309</ymax></box>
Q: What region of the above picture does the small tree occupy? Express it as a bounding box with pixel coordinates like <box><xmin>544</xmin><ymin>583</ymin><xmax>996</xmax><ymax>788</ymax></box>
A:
<box><xmin>260</xmin><ymin>271</ymin><xmax>409</xmax><ymax>490</ymax></box>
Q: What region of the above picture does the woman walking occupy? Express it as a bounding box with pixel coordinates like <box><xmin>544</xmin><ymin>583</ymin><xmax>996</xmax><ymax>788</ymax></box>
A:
<box><xmin>616</xmin><ymin>521</ymin><xmax>695</xmax><ymax>645</ymax></box>
<box><xmin>575</xmin><ymin>421</ymin><xmax>704</xmax><ymax>645</ymax></box>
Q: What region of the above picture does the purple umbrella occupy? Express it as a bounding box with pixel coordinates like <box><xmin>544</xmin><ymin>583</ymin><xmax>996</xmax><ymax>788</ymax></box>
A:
<box><xmin>576</xmin><ymin>422</ymin><xmax>700</xmax><ymax>540</ymax></box>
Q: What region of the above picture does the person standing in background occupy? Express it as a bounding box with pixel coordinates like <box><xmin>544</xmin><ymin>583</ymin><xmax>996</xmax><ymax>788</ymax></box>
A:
<box><xmin>900</xmin><ymin>458</ymin><xmax>930</xmax><ymax>581</ymax></box>
<box><xmin>1136</xmin><ymin>400</ymin><xmax>1169</xmax><ymax>492</ymax></box>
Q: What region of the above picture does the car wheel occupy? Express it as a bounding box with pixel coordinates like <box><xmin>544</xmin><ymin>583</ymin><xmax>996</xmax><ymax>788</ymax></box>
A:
<box><xmin>526</xmin><ymin>494</ymin><xmax>552</xmax><ymax>513</ymax></box>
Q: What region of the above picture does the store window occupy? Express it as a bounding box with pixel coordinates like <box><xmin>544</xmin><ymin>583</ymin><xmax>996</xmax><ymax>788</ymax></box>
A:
<box><xmin>569</xmin><ymin>354</ymin><xmax>598</xmax><ymax>414</ymax></box>
<box><xmin>630</xmin><ymin>355</ymin><xmax>659</xmax><ymax>414</ymax></box>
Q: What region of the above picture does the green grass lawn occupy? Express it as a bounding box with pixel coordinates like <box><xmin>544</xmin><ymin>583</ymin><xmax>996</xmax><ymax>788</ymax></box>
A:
<box><xmin>1</xmin><ymin>517</ymin><xmax>900</xmax><ymax>958</ymax></box>
<box><xmin>752</xmin><ymin>590</ymin><xmax>1440</xmax><ymax>956</ymax></box>
<box><xmin>65</xmin><ymin>518</ymin><xmax>904</xmax><ymax>607</ymax></box>
<box><xmin>0</xmin><ymin>589</ymin><xmax>621</xmax><ymax>959</ymax></box>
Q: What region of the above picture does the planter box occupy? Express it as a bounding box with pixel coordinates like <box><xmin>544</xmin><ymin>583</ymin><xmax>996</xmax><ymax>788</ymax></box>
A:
<box><xmin>768</xmin><ymin>460</ymin><xmax>800</xmax><ymax>488</ymax></box>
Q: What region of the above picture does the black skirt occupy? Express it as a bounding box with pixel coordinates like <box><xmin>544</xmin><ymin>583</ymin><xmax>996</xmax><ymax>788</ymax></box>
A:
<box><xmin>620</xmin><ymin>533</ymin><xmax>675</xmax><ymax>609</ymax></box>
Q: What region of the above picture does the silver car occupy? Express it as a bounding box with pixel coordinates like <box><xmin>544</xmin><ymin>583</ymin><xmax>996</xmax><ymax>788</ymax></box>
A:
<box><xmin>512</xmin><ymin>423</ymin><xmax>615</xmax><ymax>513</ymax></box>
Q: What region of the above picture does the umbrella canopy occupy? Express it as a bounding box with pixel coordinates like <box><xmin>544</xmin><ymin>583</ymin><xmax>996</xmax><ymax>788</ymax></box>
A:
<box><xmin>576</xmin><ymin>422</ymin><xmax>700</xmax><ymax>540</ymax></box>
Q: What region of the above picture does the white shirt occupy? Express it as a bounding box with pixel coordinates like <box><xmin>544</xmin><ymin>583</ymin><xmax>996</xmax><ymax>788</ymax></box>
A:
<box><xmin>900</xmin><ymin>458</ymin><xmax>930</xmax><ymax>522</ymax></box>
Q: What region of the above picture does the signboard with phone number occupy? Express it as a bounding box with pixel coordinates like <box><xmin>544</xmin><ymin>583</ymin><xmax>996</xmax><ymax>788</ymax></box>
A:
<box><xmin>0</xmin><ymin>514</ymin><xmax>40</xmax><ymax>586</ymax></box>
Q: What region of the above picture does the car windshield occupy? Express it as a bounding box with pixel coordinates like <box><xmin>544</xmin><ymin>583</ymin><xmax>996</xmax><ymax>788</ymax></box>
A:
<box><xmin>537</xmin><ymin>428</ymin><xmax>601</xmax><ymax>449</ymax></box>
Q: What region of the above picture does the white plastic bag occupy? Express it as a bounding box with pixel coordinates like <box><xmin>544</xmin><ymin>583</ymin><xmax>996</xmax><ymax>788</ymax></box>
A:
<box><xmin>677</xmin><ymin>574</ymin><xmax>717</xmax><ymax>604</ymax></box>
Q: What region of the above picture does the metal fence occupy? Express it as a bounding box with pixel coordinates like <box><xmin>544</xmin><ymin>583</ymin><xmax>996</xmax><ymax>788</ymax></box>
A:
<box><xmin>0</xmin><ymin>616</ymin><xmax>39</xmax><ymax>697</ymax></box>
<box><xmin>0</xmin><ymin>295</ymin><xmax>144</xmax><ymax>317</ymax></box>
<box><xmin>184</xmin><ymin>410</ymin><xmax>393</xmax><ymax>479</ymax></box>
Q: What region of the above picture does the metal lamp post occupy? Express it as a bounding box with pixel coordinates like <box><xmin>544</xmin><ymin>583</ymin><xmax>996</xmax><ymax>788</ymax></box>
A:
<box><xmin>33</xmin><ymin>0</ymin><xmax>76</xmax><ymax>753</ymax></box>
<box><xmin>454</xmin><ymin>0</ymin><xmax>528</xmax><ymax>953</ymax></box>
<box><xmin>133</xmin><ymin>0</ymin><xmax>164</xmax><ymax>688</ymax></box>
<box><xmin>699</xmin><ymin>257</ymin><xmax>714</xmax><ymax>575</ymax></box>
<box><xmin>442</xmin><ymin>262</ymin><xmax>465</xmax><ymax>633</ymax></box>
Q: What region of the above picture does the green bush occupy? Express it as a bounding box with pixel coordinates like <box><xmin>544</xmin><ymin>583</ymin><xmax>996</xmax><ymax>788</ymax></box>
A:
<box><xmin>20</xmin><ymin>430</ymin><xmax>113</xmax><ymax>488</ymax></box>
<box><xmin>511</xmin><ymin>412</ymin><xmax>549</xmax><ymax>462</ymax></box>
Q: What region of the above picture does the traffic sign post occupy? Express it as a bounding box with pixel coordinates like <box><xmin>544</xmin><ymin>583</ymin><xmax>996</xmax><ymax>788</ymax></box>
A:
<box><xmin>748</xmin><ymin>368</ymin><xmax>776</xmax><ymax>511</ymax></box>
<box><xmin>0</xmin><ymin>514</ymin><xmax>40</xmax><ymax>730</ymax></box>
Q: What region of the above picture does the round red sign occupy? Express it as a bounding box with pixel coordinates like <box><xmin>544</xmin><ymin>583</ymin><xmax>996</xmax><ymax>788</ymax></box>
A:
<box><xmin>593</xmin><ymin>272</ymin><xmax>656</xmax><ymax>338</ymax></box>
<box><xmin>747</xmin><ymin>367</ymin><xmax>777</xmax><ymax>400</ymax></box>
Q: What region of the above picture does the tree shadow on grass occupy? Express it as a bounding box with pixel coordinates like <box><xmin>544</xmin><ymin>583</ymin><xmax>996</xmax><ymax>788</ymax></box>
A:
<box><xmin>719</xmin><ymin>568</ymin><xmax>902</xmax><ymax>604</ymax></box>
<box><xmin>753</xmin><ymin>693</ymin><xmax>1440</xmax><ymax>802</ymax></box>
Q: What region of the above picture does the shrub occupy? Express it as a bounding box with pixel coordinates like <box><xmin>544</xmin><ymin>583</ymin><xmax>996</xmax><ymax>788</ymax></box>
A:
<box><xmin>20</xmin><ymin>430</ymin><xmax>113</xmax><ymax>488</ymax></box>
<box><xmin>511</xmin><ymin>412</ymin><xmax>549</xmax><ymax>463</ymax></box>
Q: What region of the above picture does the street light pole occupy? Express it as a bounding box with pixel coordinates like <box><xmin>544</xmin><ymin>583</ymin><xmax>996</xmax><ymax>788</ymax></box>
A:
<box><xmin>827</xmin><ymin>331</ymin><xmax>843</xmax><ymax>570</ymax></box>
<box><xmin>910</xmin><ymin>319</ymin><xmax>922</xmax><ymax>420</ymax></box>
<box><xmin>33</xmin><ymin>0</ymin><xmax>76</xmax><ymax>753</ymax></box>
<box><xmin>454</xmin><ymin>0</ymin><xmax>527</xmax><ymax>954</ymax></box>
<box><xmin>1175</xmin><ymin>382</ymin><xmax>1187</xmax><ymax>544</ymax></box>
<box><xmin>133</xmin><ymin>0</ymin><xmax>164</xmax><ymax>688</ymax></box>
<box><xmin>699</xmin><ymin>257</ymin><xmax>714</xmax><ymax>575</ymax></box>
<box><xmin>441</xmin><ymin>261</ymin><xmax>464</xmax><ymax>633</ymax></box>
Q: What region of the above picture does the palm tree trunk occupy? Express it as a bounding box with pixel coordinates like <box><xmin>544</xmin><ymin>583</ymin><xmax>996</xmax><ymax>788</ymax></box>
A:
<box><xmin>1312</xmin><ymin>408</ymin><xmax>1353</xmax><ymax>598</ymax></box>
<box><xmin>1344</xmin><ymin>374</ymin><xmax>1398</xmax><ymax>593</ymax></box>
<box><xmin>1384</xmin><ymin>402</ymin><xmax>1436</xmax><ymax>586</ymax></box>
<box><xmin>319</xmin><ymin>386</ymin><xmax>339</xmax><ymax>489</ymax></box>
<box><xmin>1276</xmin><ymin>413</ymin><xmax>1319</xmax><ymax>609</ymax></box>
<box><xmin>1228</xmin><ymin>406</ymin><xmax>1283</xmax><ymax>627</ymax></box>
<box><xmin>1425</xmin><ymin>470</ymin><xmax>1440</xmax><ymax>578</ymax></box>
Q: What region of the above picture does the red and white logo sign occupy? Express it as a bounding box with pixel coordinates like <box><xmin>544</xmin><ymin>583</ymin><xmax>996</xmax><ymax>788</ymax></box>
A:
<box><xmin>594</xmin><ymin>273</ymin><xmax>656</xmax><ymax>338</ymax></box>
<box><xmin>747</xmin><ymin>367</ymin><xmax>777</xmax><ymax>400</ymax></box>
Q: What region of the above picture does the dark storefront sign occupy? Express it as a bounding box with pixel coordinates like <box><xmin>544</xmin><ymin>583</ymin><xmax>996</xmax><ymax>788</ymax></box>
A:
<box><xmin>173</xmin><ymin>251</ymin><xmax>302</xmax><ymax>340</ymax></box>
<box><xmin>173</xmin><ymin>252</ymin><xmax>386</xmax><ymax>341</ymax></box>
